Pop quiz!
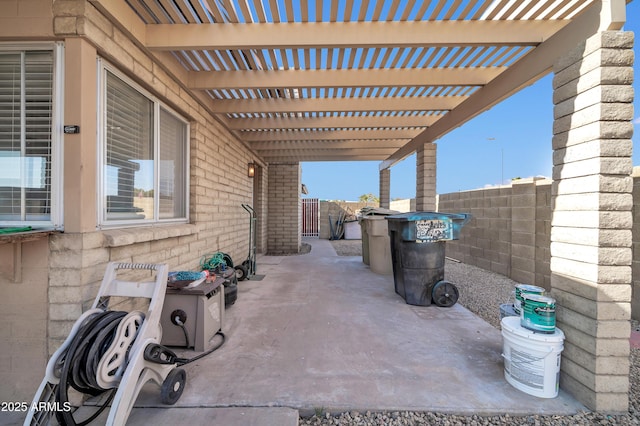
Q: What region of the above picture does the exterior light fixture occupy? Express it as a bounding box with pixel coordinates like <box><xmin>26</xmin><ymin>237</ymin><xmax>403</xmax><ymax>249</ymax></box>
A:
<box><xmin>248</xmin><ymin>162</ymin><xmax>256</xmax><ymax>178</ymax></box>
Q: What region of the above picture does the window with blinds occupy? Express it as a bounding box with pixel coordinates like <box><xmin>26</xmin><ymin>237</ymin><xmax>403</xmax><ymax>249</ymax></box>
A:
<box><xmin>102</xmin><ymin>68</ymin><xmax>188</xmax><ymax>225</ymax></box>
<box><xmin>159</xmin><ymin>108</ymin><xmax>187</xmax><ymax>219</ymax></box>
<box><xmin>0</xmin><ymin>51</ymin><xmax>54</xmax><ymax>224</ymax></box>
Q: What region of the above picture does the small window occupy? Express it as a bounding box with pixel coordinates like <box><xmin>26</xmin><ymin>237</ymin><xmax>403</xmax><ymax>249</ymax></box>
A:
<box><xmin>0</xmin><ymin>47</ymin><xmax>62</xmax><ymax>229</ymax></box>
<box><xmin>99</xmin><ymin>64</ymin><xmax>189</xmax><ymax>227</ymax></box>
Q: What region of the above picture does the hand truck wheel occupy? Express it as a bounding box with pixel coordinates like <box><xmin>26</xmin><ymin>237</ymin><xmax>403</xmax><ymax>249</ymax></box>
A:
<box><xmin>234</xmin><ymin>264</ymin><xmax>248</xmax><ymax>281</ymax></box>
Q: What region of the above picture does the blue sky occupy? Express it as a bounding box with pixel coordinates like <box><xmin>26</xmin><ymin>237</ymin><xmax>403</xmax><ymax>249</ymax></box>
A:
<box><xmin>302</xmin><ymin>1</ymin><xmax>640</xmax><ymax>201</ymax></box>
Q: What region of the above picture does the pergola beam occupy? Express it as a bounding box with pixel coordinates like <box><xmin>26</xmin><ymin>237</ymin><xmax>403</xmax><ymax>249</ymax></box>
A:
<box><xmin>227</xmin><ymin>115</ymin><xmax>440</xmax><ymax>130</ymax></box>
<box><xmin>249</xmin><ymin>139</ymin><xmax>408</xmax><ymax>150</ymax></box>
<box><xmin>189</xmin><ymin>68</ymin><xmax>503</xmax><ymax>90</ymax></box>
<box><xmin>210</xmin><ymin>96</ymin><xmax>464</xmax><ymax>113</ymax></box>
<box><xmin>241</xmin><ymin>128</ymin><xmax>420</xmax><ymax>142</ymax></box>
<box><xmin>257</xmin><ymin>148</ymin><xmax>396</xmax><ymax>161</ymax></box>
<box><xmin>263</xmin><ymin>154</ymin><xmax>391</xmax><ymax>161</ymax></box>
<box><xmin>145</xmin><ymin>20</ymin><xmax>567</xmax><ymax>50</ymax></box>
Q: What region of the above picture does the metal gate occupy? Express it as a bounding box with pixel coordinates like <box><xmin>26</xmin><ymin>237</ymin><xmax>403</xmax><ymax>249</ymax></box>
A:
<box><xmin>302</xmin><ymin>198</ymin><xmax>319</xmax><ymax>237</ymax></box>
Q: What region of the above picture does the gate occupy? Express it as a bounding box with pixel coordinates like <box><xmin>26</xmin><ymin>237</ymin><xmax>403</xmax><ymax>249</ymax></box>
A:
<box><xmin>302</xmin><ymin>198</ymin><xmax>319</xmax><ymax>237</ymax></box>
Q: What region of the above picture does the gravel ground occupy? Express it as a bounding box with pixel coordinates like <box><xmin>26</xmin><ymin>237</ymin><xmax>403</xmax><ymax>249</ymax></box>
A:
<box><xmin>306</xmin><ymin>240</ymin><xmax>640</xmax><ymax>426</ymax></box>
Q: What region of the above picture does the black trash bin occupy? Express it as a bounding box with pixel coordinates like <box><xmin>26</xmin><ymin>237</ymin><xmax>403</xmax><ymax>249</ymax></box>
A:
<box><xmin>386</xmin><ymin>212</ymin><xmax>470</xmax><ymax>307</ymax></box>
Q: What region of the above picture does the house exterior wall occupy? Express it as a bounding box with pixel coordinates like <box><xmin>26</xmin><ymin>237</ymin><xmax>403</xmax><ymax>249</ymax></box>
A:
<box><xmin>0</xmin><ymin>0</ymin><xmax>262</xmax><ymax>402</ymax></box>
<box><xmin>0</xmin><ymin>0</ymin><xmax>55</xmax><ymax>39</ymax></box>
<box><xmin>0</xmin><ymin>239</ymin><xmax>50</xmax><ymax>401</ymax></box>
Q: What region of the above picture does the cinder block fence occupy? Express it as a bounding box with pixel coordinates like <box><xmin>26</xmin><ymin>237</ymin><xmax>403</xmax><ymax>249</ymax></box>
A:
<box><xmin>439</xmin><ymin>171</ymin><xmax>640</xmax><ymax>322</ymax></box>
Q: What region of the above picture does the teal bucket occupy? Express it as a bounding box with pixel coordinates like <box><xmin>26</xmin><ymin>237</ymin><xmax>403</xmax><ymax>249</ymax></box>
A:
<box><xmin>521</xmin><ymin>294</ymin><xmax>556</xmax><ymax>333</ymax></box>
<box><xmin>514</xmin><ymin>284</ymin><xmax>545</xmax><ymax>315</ymax></box>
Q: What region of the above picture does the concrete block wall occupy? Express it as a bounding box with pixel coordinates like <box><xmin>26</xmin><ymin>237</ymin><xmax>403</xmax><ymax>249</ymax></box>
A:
<box><xmin>438</xmin><ymin>178</ymin><xmax>551</xmax><ymax>289</ymax></box>
<box><xmin>550</xmin><ymin>31</ymin><xmax>634</xmax><ymax>412</ymax></box>
<box><xmin>319</xmin><ymin>201</ymin><xmax>379</xmax><ymax>240</ymax></box>
<box><xmin>440</xmin><ymin>167</ymin><xmax>640</xmax><ymax>322</ymax></box>
<box><xmin>267</xmin><ymin>163</ymin><xmax>301</xmax><ymax>254</ymax></box>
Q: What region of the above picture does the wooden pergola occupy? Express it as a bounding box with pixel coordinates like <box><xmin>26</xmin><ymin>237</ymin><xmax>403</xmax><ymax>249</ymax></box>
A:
<box><xmin>90</xmin><ymin>0</ymin><xmax>621</xmax><ymax>168</ymax></box>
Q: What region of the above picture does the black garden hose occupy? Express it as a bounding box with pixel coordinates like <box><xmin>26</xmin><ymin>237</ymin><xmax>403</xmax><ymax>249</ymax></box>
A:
<box><xmin>171</xmin><ymin>317</ymin><xmax>226</xmax><ymax>366</ymax></box>
<box><xmin>53</xmin><ymin>310</ymin><xmax>225</xmax><ymax>425</ymax></box>
<box><xmin>55</xmin><ymin>310</ymin><xmax>129</xmax><ymax>426</ymax></box>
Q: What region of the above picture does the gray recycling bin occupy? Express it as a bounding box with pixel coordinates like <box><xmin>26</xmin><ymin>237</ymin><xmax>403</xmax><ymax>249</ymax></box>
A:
<box><xmin>360</xmin><ymin>216</ymin><xmax>393</xmax><ymax>274</ymax></box>
<box><xmin>385</xmin><ymin>212</ymin><xmax>470</xmax><ymax>307</ymax></box>
<box><xmin>359</xmin><ymin>208</ymin><xmax>399</xmax><ymax>274</ymax></box>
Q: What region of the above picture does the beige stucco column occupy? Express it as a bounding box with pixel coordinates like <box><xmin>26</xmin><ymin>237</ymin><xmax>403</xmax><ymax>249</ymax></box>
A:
<box><xmin>379</xmin><ymin>168</ymin><xmax>390</xmax><ymax>209</ymax></box>
<box><xmin>416</xmin><ymin>143</ymin><xmax>437</xmax><ymax>211</ymax></box>
<box><xmin>267</xmin><ymin>162</ymin><xmax>301</xmax><ymax>254</ymax></box>
<box><xmin>550</xmin><ymin>30</ymin><xmax>634</xmax><ymax>412</ymax></box>
<box><xmin>63</xmin><ymin>37</ymin><xmax>98</xmax><ymax>232</ymax></box>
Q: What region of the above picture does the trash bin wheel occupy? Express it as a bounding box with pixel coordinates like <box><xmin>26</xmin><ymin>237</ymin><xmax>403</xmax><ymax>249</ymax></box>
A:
<box><xmin>161</xmin><ymin>368</ymin><xmax>186</xmax><ymax>405</ymax></box>
<box><xmin>432</xmin><ymin>280</ymin><xmax>459</xmax><ymax>307</ymax></box>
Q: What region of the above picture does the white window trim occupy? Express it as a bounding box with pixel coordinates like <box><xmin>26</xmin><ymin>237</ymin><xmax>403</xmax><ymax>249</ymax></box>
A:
<box><xmin>0</xmin><ymin>42</ymin><xmax>64</xmax><ymax>230</ymax></box>
<box><xmin>96</xmin><ymin>59</ymin><xmax>190</xmax><ymax>229</ymax></box>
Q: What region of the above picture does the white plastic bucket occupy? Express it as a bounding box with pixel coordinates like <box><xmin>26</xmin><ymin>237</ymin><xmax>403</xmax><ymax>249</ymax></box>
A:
<box><xmin>501</xmin><ymin>316</ymin><xmax>565</xmax><ymax>398</ymax></box>
<box><xmin>344</xmin><ymin>220</ymin><xmax>362</xmax><ymax>239</ymax></box>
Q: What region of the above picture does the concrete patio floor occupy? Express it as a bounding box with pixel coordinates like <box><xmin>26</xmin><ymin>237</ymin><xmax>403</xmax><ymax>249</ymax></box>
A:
<box><xmin>132</xmin><ymin>237</ymin><xmax>585</xmax><ymax>420</ymax></box>
<box><xmin>4</xmin><ymin>237</ymin><xmax>586</xmax><ymax>426</ymax></box>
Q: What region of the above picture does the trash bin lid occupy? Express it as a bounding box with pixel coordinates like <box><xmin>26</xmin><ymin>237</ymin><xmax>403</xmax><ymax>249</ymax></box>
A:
<box><xmin>384</xmin><ymin>211</ymin><xmax>470</xmax><ymax>222</ymax></box>
<box><xmin>360</xmin><ymin>207</ymin><xmax>401</xmax><ymax>216</ymax></box>
<box><xmin>385</xmin><ymin>211</ymin><xmax>471</xmax><ymax>242</ymax></box>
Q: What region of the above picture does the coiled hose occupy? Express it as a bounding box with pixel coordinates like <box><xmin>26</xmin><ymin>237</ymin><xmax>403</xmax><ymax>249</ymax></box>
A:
<box><xmin>199</xmin><ymin>252</ymin><xmax>231</xmax><ymax>271</ymax></box>
<box><xmin>53</xmin><ymin>309</ymin><xmax>226</xmax><ymax>425</ymax></box>
<box><xmin>55</xmin><ymin>310</ymin><xmax>130</xmax><ymax>426</ymax></box>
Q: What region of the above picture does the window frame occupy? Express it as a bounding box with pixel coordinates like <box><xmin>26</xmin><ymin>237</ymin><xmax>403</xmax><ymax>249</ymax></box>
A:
<box><xmin>96</xmin><ymin>60</ymin><xmax>190</xmax><ymax>229</ymax></box>
<box><xmin>0</xmin><ymin>42</ymin><xmax>64</xmax><ymax>230</ymax></box>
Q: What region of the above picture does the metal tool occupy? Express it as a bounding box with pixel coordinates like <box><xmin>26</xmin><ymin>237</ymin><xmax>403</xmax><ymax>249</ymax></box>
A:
<box><xmin>235</xmin><ymin>203</ymin><xmax>257</xmax><ymax>280</ymax></box>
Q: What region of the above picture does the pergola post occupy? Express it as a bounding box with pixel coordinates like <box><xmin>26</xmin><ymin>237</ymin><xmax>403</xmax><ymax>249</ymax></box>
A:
<box><xmin>550</xmin><ymin>30</ymin><xmax>634</xmax><ymax>412</ymax></box>
<box><xmin>416</xmin><ymin>143</ymin><xmax>437</xmax><ymax>211</ymax></box>
<box><xmin>267</xmin><ymin>162</ymin><xmax>302</xmax><ymax>254</ymax></box>
<box><xmin>379</xmin><ymin>168</ymin><xmax>390</xmax><ymax>209</ymax></box>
